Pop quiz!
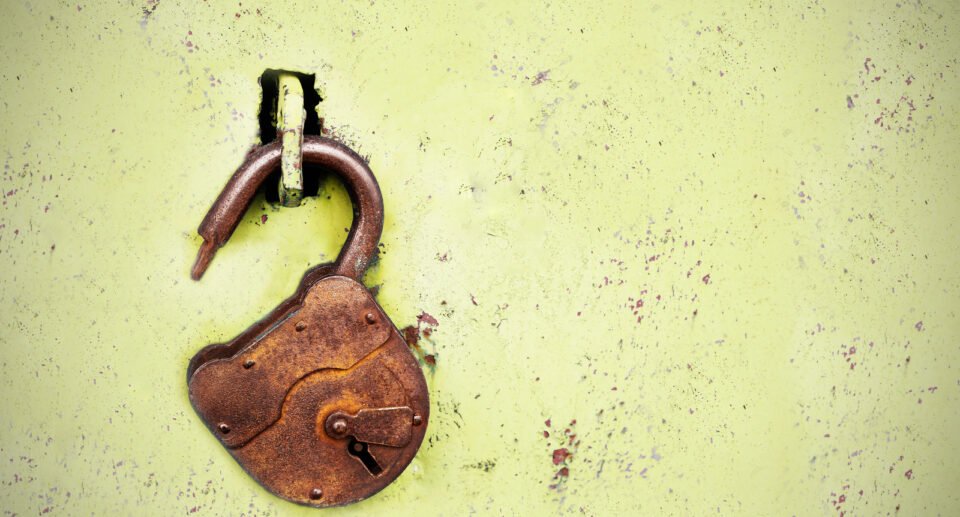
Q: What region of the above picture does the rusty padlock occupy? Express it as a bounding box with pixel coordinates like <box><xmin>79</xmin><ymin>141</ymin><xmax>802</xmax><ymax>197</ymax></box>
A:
<box><xmin>186</xmin><ymin>136</ymin><xmax>429</xmax><ymax>507</ymax></box>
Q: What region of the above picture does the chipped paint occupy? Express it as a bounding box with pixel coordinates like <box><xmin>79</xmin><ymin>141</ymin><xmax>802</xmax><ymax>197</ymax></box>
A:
<box><xmin>1</xmin><ymin>1</ymin><xmax>960</xmax><ymax>515</ymax></box>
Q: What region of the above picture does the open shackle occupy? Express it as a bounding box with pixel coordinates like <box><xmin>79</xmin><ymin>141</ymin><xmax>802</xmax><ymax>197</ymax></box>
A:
<box><xmin>191</xmin><ymin>136</ymin><xmax>384</xmax><ymax>281</ymax></box>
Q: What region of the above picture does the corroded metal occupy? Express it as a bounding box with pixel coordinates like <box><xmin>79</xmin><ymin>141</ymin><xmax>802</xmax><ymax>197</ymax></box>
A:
<box><xmin>324</xmin><ymin>407</ymin><xmax>415</xmax><ymax>447</ymax></box>
<box><xmin>191</xmin><ymin>136</ymin><xmax>383</xmax><ymax>281</ymax></box>
<box><xmin>187</xmin><ymin>136</ymin><xmax>429</xmax><ymax>507</ymax></box>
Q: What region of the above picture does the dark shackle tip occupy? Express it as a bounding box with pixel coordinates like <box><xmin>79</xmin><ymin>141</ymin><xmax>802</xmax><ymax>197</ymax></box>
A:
<box><xmin>191</xmin><ymin>239</ymin><xmax>217</xmax><ymax>280</ymax></box>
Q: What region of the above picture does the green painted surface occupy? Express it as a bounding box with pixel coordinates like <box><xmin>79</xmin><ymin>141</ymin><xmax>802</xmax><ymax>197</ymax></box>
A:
<box><xmin>2</xmin><ymin>1</ymin><xmax>959</xmax><ymax>515</ymax></box>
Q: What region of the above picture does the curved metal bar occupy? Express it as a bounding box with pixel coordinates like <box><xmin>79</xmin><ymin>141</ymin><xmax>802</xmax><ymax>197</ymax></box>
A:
<box><xmin>191</xmin><ymin>136</ymin><xmax>383</xmax><ymax>281</ymax></box>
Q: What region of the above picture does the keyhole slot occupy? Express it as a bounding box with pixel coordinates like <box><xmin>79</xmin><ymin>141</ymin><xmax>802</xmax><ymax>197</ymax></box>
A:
<box><xmin>347</xmin><ymin>439</ymin><xmax>383</xmax><ymax>476</ymax></box>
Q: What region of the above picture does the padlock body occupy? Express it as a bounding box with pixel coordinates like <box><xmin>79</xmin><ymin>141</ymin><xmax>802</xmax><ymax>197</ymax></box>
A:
<box><xmin>187</xmin><ymin>275</ymin><xmax>429</xmax><ymax>507</ymax></box>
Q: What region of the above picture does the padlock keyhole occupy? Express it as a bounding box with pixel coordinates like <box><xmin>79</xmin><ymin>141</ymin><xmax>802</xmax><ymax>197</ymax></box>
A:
<box><xmin>347</xmin><ymin>439</ymin><xmax>382</xmax><ymax>476</ymax></box>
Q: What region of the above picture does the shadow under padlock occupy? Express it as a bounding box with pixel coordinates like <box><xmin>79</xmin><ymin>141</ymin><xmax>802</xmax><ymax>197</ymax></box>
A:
<box><xmin>186</xmin><ymin>71</ymin><xmax>429</xmax><ymax>508</ymax></box>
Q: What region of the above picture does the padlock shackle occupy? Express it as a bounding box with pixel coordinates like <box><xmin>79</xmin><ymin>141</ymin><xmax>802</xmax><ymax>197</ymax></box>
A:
<box><xmin>191</xmin><ymin>136</ymin><xmax>383</xmax><ymax>281</ymax></box>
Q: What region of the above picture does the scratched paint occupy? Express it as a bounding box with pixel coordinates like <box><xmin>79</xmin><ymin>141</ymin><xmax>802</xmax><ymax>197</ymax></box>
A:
<box><xmin>1</xmin><ymin>1</ymin><xmax>959</xmax><ymax>515</ymax></box>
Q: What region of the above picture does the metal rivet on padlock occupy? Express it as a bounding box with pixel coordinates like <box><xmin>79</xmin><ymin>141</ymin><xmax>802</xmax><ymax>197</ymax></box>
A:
<box><xmin>186</xmin><ymin>136</ymin><xmax>429</xmax><ymax>508</ymax></box>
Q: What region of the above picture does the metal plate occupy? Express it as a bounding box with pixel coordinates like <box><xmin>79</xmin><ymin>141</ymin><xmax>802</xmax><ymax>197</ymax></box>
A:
<box><xmin>232</xmin><ymin>333</ymin><xmax>427</xmax><ymax>507</ymax></box>
<box><xmin>188</xmin><ymin>275</ymin><xmax>428</xmax><ymax>507</ymax></box>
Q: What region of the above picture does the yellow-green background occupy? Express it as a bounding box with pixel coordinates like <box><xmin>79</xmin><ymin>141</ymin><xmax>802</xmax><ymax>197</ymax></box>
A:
<box><xmin>1</xmin><ymin>1</ymin><xmax>958</xmax><ymax>515</ymax></box>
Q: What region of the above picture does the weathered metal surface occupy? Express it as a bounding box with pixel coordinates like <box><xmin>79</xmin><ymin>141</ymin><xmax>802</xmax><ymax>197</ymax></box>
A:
<box><xmin>187</xmin><ymin>134</ymin><xmax>428</xmax><ymax>506</ymax></box>
<box><xmin>2</xmin><ymin>1</ymin><xmax>960</xmax><ymax>515</ymax></box>
<box><xmin>230</xmin><ymin>333</ymin><xmax>427</xmax><ymax>507</ymax></box>
<box><xmin>277</xmin><ymin>72</ymin><xmax>305</xmax><ymax>207</ymax></box>
<box><xmin>325</xmin><ymin>407</ymin><xmax>416</xmax><ymax>448</ymax></box>
<box><xmin>189</xmin><ymin>279</ymin><xmax>428</xmax><ymax>507</ymax></box>
<box><xmin>189</xmin><ymin>276</ymin><xmax>392</xmax><ymax>448</ymax></box>
<box><xmin>191</xmin><ymin>136</ymin><xmax>384</xmax><ymax>281</ymax></box>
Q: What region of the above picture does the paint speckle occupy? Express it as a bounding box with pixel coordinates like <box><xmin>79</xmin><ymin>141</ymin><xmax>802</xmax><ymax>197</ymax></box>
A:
<box><xmin>403</xmin><ymin>311</ymin><xmax>440</xmax><ymax>370</ymax></box>
<box><xmin>531</xmin><ymin>70</ymin><xmax>550</xmax><ymax>86</ymax></box>
<box><xmin>417</xmin><ymin>311</ymin><xmax>439</xmax><ymax>327</ymax></box>
<box><xmin>543</xmin><ymin>418</ymin><xmax>580</xmax><ymax>491</ymax></box>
